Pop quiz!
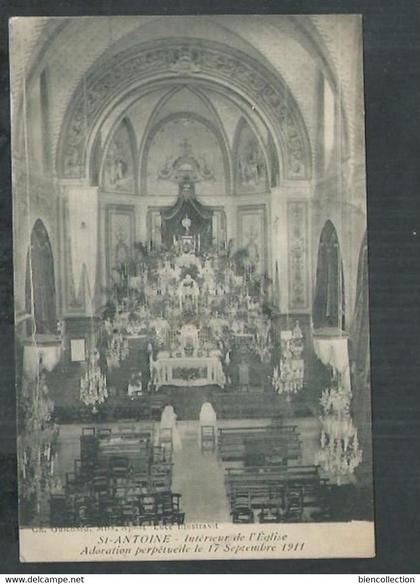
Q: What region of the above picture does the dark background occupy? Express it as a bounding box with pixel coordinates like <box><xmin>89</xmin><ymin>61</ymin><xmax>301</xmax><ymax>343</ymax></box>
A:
<box><xmin>0</xmin><ymin>0</ymin><xmax>419</xmax><ymax>574</ymax></box>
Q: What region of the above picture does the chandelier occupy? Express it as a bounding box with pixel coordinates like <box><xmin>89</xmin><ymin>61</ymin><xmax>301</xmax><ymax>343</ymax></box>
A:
<box><xmin>272</xmin><ymin>321</ymin><xmax>304</xmax><ymax>394</ymax></box>
<box><xmin>254</xmin><ymin>319</ymin><xmax>273</xmax><ymax>364</ymax></box>
<box><xmin>80</xmin><ymin>350</ymin><xmax>108</xmax><ymax>411</ymax></box>
<box><xmin>107</xmin><ymin>331</ymin><xmax>129</xmax><ymax>370</ymax></box>
<box><xmin>316</xmin><ymin>373</ymin><xmax>363</xmax><ymax>484</ymax></box>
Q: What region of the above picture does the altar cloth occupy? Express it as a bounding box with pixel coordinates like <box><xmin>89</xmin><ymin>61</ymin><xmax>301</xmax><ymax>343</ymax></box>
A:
<box><xmin>151</xmin><ymin>355</ymin><xmax>225</xmax><ymax>389</ymax></box>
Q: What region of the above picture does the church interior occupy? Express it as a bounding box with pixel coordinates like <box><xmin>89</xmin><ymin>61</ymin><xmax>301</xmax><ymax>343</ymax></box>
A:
<box><xmin>11</xmin><ymin>15</ymin><xmax>373</xmax><ymax>528</ymax></box>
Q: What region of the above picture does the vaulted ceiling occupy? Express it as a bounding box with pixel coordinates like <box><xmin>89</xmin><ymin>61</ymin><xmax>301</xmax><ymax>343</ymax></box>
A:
<box><xmin>10</xmin><ymin>15</ymin><xmax>364</xmax><ymax>186</ymax></box>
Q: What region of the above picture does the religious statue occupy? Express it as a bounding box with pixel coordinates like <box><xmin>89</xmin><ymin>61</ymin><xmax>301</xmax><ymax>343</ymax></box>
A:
<box><xmin>177</xmin><ymin>273</ymin><xmax>199</xmax><ymax>312</ymax></box>
<box><xmin>180</xmin><ymin>323</ymin><xmax>200</xmax><ymax>354</ymax></box>
<box><xmin>103</xmin><ymin>123</ymin><xmax>134</xmax><ymax>192</ymax></box>
<box><xmin>237</xmin><ymin>133</ymin><xmax>267</xmax><ymax>188</ymax></box>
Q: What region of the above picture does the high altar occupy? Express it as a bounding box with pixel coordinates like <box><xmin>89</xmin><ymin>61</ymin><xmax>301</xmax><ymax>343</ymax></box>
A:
<box><xmin>105</xmin><ymin>175</ymin><xmax>273</xmax><ymax>390</ymax></box>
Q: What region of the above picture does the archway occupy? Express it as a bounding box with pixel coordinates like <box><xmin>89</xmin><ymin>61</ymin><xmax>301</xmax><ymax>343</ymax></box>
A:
<box><xmin>313</xmin><ymin>220</ymin><xmax>345</xmax><ymax>331</ymax></box>
<box><xmin>25</xmin><ymin>220</ymin><xmax>57</xmax><ymax>335</ymax></box>
<box><xmin>57</xmin><ymin>39</ymin><xmax>311</xmax><ymax>182</ymax></box>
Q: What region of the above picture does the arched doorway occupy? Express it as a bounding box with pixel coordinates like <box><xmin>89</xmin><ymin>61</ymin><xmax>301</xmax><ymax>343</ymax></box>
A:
<box><xmin>313</xmin><ymin>220</ymin><xmax>345</xmax><ymax>331</ymax></box>
<box><xmin>25</xmin><ymin>219</ymin><xmax>57</xmax><ymax>335</ymax></box>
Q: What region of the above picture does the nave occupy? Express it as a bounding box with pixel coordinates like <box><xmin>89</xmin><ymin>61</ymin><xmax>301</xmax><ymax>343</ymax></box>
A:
<box><xmin>37</xmin><ymin>410</ymin><xmax>369</xmax><ymax>528</ymax></box>
<box><xmin>12</xmin><ymin>15</ymin><xmax>373</xmax><ymax>530</ymax></box>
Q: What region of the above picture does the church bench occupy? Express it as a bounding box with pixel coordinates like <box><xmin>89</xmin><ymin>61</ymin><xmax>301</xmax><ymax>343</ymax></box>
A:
<box><xmin>212</xmin><ymin>393</ymin><xmax>282</xmax><ymax>419</ymax></box>
<box><xmin>96</xmin><ymin>433</ymin><xmax>152</xmax><ymax>472</ymax></box>
<box><xmin>226</xmin><ymin>465</ymin><xmax>328</xmax><ymax>519</ymax></box>
<box><xmin>217</xmin><ymin>426</ymin><xmax>301</xmax><ymax>461</ymax></box>
<box><xmin>55</xmin><ymin>487</ymin><xmax>183</xmax><ymax>527</ymax></box>
<box><xmin>150</xmin><ymin>462</ymin><xmax>173</xmax><ymax>491</ymax></box>
<box><xmin>137</xmin><ymin>492</ymin><xmax>184</xmax><ymax>526</ymax></box>
<box><xmin>225</xmin><ymin>465</ymin><xmax>323</xmax><ymax>495</ymax></box>
<box><xmin>225</xmin><ymin>464</ymin><xmax>321</xmax><ymax>486</ymax></box>
<box><xmin>243</xmin><ymin>435</ymin><xmax>302</xmax><ymax>465</ymax></box>
<box><xmin>229</xmin><ymin>486</ymin><xmax>317</xmax><ymax>519</ymax></box>
<box><xmin>219</xmin><ymin>424</ymin><xmax>298</xmax><ymax>434</ymax></box>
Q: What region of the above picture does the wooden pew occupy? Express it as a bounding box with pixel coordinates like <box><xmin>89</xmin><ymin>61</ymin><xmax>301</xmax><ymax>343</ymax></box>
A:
<box><xmin>218</xmin><ymin>425</ymin><xmax>301</xmax><ymax>462</ymax></box>
<box><xmin>226</xmin><ymin>465</ymin><xmax>327</xmax><ymax>522</ymax></box>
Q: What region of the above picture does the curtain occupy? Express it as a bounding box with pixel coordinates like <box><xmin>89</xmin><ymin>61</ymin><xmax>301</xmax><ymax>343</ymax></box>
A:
<box><xmin>350</xmin><ymin>232</ymin><xmax>370</xmax><ymax>384</ymax></box>
<box><xmin>161</xmin><ymin>187</ymin><xmax>213</xmax><ymax>250</ymax></box>
<box><xmin>26</xmin><ymin>221</ymin><xmax>57</xmax><ymax>335</ymax></box>
<box><xmin>313</xmin><ymin>222</ymin><xmax>345</xmax><ymax>330</ymax></box>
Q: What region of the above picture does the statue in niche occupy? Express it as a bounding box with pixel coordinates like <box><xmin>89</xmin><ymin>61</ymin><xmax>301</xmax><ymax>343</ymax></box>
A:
<box><xmin>177</xmin><ymin>273</ymin><xmax>199</xmax><ymax>313</ymax></box>
<box><xmin>103</xmin><ymin>123</ymin><xmax>135</xmax><ymax>192</ymax></box>
<box><xmin>113</xmin><ymin>224</ymin><xmax>130</xmax><ymax>285</ymax></box>
<box><xmin>238</xmin><ymin>137</ymin><xmax>266</xmax><ymax>187</ymax></box>
<box><xmin>236</xmin><ymin>122</ymin><xmax>268</xmax><ymax>190</ymax></box>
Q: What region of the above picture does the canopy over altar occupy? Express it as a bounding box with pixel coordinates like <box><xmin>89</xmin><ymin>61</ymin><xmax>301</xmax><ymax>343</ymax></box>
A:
<box><xmin>161</xmin><ymin>180</ymin><xmax>213</xmax><ymax>252</ymax></box>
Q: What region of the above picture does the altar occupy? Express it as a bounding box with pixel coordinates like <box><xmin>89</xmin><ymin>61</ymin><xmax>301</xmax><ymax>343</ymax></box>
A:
<box><xmin>103</xmin><ymin>173</ymin><xmax>273</xmax><ymax>394</ymax></box>
<box><xmin>151</xmin><ymin>354</ymin><xmax>225</xmax><ymax>389</ymax></box>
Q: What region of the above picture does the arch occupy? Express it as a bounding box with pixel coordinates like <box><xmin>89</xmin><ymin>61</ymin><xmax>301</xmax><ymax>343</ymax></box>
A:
<box><xmin>25</xmin><ymin>219</ymin><xmax>57</xmax><ymax>335</ymax></box>
<box><xmin>313</xmin><ymin>220</ymin><xmax>345</xmax><ymax>330</ymax></box>
<box><xmin>57</xmin><ymin>38</ymin><xmax>311</xmax><ymax>182</ymax></box>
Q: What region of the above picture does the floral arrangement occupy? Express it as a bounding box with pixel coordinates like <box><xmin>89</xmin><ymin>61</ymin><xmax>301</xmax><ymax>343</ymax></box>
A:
<box><xmin>80</xmin><ymin>350</ymin><xmax>108</xmax><ymax>411</ymax></box>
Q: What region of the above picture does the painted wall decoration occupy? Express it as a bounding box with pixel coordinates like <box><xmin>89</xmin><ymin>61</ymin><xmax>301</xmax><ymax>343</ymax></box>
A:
<box><xmin>145</xmin><ymin>116</ymin><xmax>226</xmax><ymax>196</ymax></box>
<box><xmin>106</xmin><ymin>205</ymin><xmax>135</xmax><ymax>283</ymax></box>
<box><xmin>267</xmin><ymin>132</ymin><xmax>280</xmax><ymax>187</ymax></box>
<box><xmin>237</xmin><ymin>205</ymin><xmax>267</xmax><ymax>274</ymax></box>
<box><xmin>287</xmin><ymin>201</ymin><xmax>308</xmax><ymax>310</ymax></box>
<box><xmin>59</xmin><ymin>41</ymin><xmax>308</xmax><ymax>181</ymax></box>
<box><xmin>212</xmin><ymin>210</ymin><xmax>226</xmax><ymax>250</ymax></box>
<box><xmin>102</xmin><ymin>118</ymin><xmax>136</xmax><ymax>193</ymax></box>
<box><xmin>235</xmin><ymin>120</ymin><xmax>268</xmax><ymax>194</ymax></box>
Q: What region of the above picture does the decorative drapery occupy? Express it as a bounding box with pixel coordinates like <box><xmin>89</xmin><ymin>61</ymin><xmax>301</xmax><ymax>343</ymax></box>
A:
<box><xmin>313</xmin><ymin>221</ymin><xmax>345</xmax><ymax>330</ymax></box>
<box><xmin>23</xmin><ymin>339</ymin><xmax>62</xmax><ymax>381</ymax></box>
<box><xmin>160</xmin><ymin>182</ymin><xmax>213</xmax><ymax>250</ymax></box>
<box><xmin>313</xmin><ymin>335</ymin><xmax>351</xmax><ymax>392</ymax></box>
<box><xmin>350</xmin><ymin>232</ymin><xmax>370</xmax><ymax>383</ymax></box>
<box><xmin>25</xmin><ymin>220</ymin><xmax>57</xmax><ymax>335</ymax></box>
